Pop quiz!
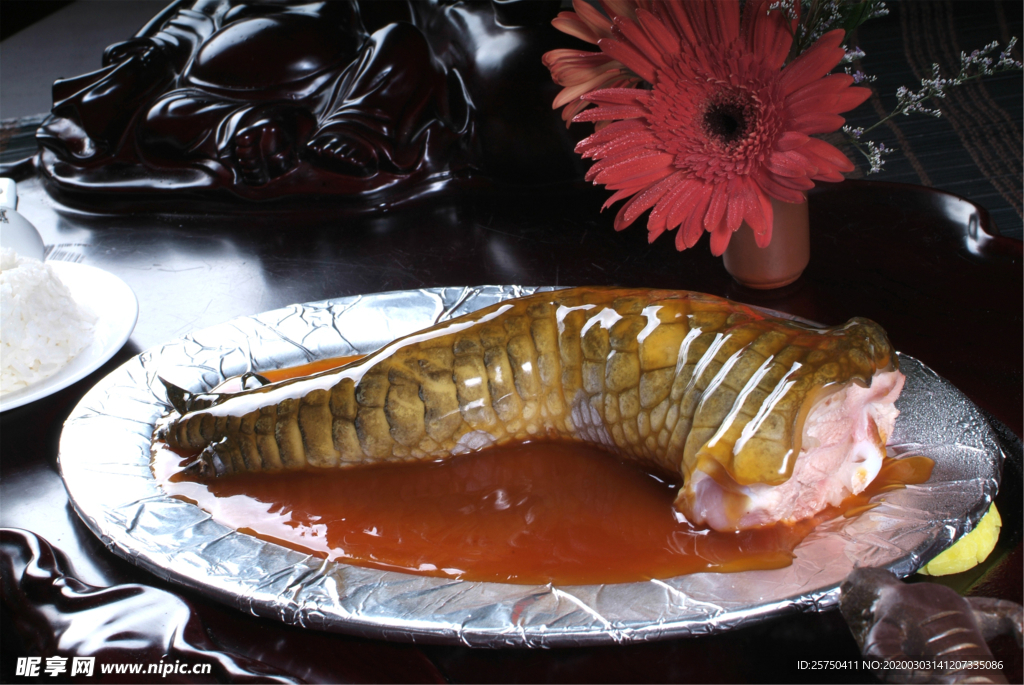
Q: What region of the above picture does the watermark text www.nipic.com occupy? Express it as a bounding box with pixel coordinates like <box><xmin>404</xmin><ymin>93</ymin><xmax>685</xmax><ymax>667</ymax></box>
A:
<box><xmin>15</xmin><ymin>656</ymin><xmax>214</xmax><ymax>678</ymax></box>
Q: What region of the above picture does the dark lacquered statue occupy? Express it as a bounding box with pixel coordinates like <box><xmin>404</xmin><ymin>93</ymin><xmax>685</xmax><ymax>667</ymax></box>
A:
<box><xmin>36</xmin><ymin>0</ymin><xmax>584</xmax><ymax>209</ymax></box>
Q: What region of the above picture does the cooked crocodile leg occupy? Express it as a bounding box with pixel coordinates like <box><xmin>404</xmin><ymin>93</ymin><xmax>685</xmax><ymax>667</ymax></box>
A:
<box><xmin>165</xmin><ymin>287</ymin><xmax>901</xmax><ymax>531</ymax></box>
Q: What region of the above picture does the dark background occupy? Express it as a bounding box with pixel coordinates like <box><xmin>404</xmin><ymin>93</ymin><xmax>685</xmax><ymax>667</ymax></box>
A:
<box><xmin>0</xmin><ymin>1</ymin><xmax>73</xmax><ymax>41</ymax></box>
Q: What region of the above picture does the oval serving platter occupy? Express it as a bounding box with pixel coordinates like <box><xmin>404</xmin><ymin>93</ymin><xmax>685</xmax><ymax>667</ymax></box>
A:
<box><xmin>58</xmin><ymin>285</ymin><xmax>1003</xmax><ymax>647</ymax></box>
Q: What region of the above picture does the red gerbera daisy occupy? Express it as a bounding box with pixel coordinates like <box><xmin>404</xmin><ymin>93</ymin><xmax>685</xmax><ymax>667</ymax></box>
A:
<box><xmin>558</xmin><ymin>0</ymin><xmax>870</xmax><ymax>255</ymax></box>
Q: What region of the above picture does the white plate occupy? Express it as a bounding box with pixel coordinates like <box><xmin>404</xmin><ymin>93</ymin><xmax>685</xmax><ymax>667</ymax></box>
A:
<box><xmin>1</xmin><ymin>262</ymin><xmax>138</xmax><ymax>412</ymax></box>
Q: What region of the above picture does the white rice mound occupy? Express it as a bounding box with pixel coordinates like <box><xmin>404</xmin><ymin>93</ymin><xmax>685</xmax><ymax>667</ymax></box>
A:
<box><xmin>1</xmin><ymin>247</ymin><xmax>96</xmax><ymax>395</ymax></box>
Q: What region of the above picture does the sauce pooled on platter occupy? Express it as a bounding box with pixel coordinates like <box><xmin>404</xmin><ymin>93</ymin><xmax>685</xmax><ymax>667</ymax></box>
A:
<box><xmin>153</xmin><ymin>359</ymin><xmax>932</xmax><ymax>586</ymax></box>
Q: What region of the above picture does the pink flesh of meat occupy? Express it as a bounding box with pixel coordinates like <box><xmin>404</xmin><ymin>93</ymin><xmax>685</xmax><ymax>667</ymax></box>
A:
<box><xmin>681</xmin><ymin>370</ymin><xmax>905</xmax><ymax>532</ymax></box>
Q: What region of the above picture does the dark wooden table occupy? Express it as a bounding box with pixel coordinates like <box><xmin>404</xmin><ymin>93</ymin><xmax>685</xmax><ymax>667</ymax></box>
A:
<box><xmin>1</xmin><ymin>171</ymin><xmax>1021</xmax><ymax>683</ymax></box>
<box><xmin>1</xmin><ymin>2</ymin><xmax>1022</xmax><ymax>683</ymax></box>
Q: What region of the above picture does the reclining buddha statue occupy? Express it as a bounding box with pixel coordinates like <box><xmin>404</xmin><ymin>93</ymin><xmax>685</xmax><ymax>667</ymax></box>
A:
<box><xmin>36</xmin><ymin>0</ymin><xmax>584</xmax><ymax>209</ymax></box>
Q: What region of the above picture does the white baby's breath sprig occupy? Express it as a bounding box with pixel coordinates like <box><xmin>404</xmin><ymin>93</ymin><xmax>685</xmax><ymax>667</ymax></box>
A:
<box><xmin>844</xmin><ymin>64</ymin><xmax>876</xmax><ymax>83</ymax></box>
<box><xmin>766</xmin><ymin>1</ymin><xmax>1019</xmax><ymax>175</ymax></box>
<box><xmin>958</xmin><ymin>38</ymin><xmax>1022</xmax><ymax>78</ymax></box>
<box><xmin>894</xmin><ymin>75</ymin><xmax>944</xmax><ymax>118</ymax></box>
<box><xmin>843</xmin><ymin>37</ymin><xmax>1021</xmax><ymax>173</ymax></box>
<box><xmin>842</xmin><ymin>126</ymin><xmax>890</xmax><ymax>173</ymax></box>
<box><xmin>776</xmin><ymin>0</ymin><xmax>889</xmax><ymax>62</ymax></box>
<box><xmin>767</xmin><ymin>0</ymin><xmax>798</xmax><ymax>24</ymax></box>
<box><xmin>841</xmin><ymin>46</ymin><xmax>866</xmax><ymax>64</ymax></box>
<box><xmin>796</xmin><ymin>0</ymin><xmax>844</xmax><ymax>47</ymax></box>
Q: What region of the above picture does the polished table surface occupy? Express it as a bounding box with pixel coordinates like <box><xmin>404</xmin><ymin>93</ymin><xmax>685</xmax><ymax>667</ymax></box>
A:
<box><xmin>1</xmin><ymin>172</ymin><xmax>1021</xmax><ymax>683</ymax></box>
<box><xmin>1</xmin><ymin>1</ymin><xmax>1022</xmax><ymax>683</ymax></box>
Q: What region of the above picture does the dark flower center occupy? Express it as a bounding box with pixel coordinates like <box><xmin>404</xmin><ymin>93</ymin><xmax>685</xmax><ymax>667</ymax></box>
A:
<box><xmin>702</xmin><ymin>96</ymin><xmax>755</xmax><ymax>146</ymax></box>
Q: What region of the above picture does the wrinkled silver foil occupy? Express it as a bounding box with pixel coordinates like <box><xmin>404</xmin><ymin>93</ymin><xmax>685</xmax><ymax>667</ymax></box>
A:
<box><xmin>58</xmin><ymin>286</ymin><xmax>1004</xmax><ymax>647</ymax></box>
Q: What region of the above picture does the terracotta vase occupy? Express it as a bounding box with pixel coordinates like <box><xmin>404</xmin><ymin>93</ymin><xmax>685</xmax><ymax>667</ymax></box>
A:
<box><xmin>722</xmin><ymin>196</ymin><xmax>810</xmax><ymax>289</ymax></box>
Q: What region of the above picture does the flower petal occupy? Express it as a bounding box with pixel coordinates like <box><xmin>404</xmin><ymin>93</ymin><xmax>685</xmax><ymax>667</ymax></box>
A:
<box><xmin>657</xmin><ymin>1</ymin><xmax>700</xmax><ymax>47</ymax></box>
<box><xmin>754</xmin><ymin>170</ymin><xmax>807</xmax><ymax>204</ymax></box>
<box><xmin>614</xmin><ymin>171</ymin><xmax>682</xmax><ymax>230</ymax></box>
<box><xmin>602</xmin><ymin>187</ymin><xmax>639</xmax><ymax>211</ymax></box>
<box><xmin>589</xmin><ymin>151</ymin><xmax>674</xmax><ymax>185</ymax></box>
<box><xmin>745</xmin><ymin>182</ymin><xmax>774</xmax><ymax>245</ymax></box>
<box><xmin>559</xmin><ymin>98</ymin><xmax>595</xmax><ymax>125</ymax></box>
<box><xmin>779</xmin><ymin>29</ymin><xmax>846</xmax><ymax>95</ymax></box>
<box><xmin>773</xmin><ymin>173</ymin><xmax>817</xmax><ymax>191</ymax></box>
<box><xmin>552</xmin><ymin>11</ymin><xmax>603</xmax><ymax>45</ymax></box>
<box><xmin>604</xmin><ymin>164</ymin><xmax>676</xmax><ymax>191</ymax></box>
<box><xmin>832</xmin><ymin>86</ymin><xmax>872</xmax><ymax>113</ymax></box>
<box><xmin>597</xmin><ymin>36</ymin><xmax>659</xmax><ymax>83</ymax></box>
<box><xmin>576</xmin><ymin>119</ymin><xmax>649</xmax><ymax>150</ymax></box>
<box><xmin>789</xmin><ymin>111</ymin><xmax>848</xmax><ymax>135</ymax></box>
<box><xmin>560</xmin><ymin>74</ymin><xmax>643</xmax><ymax>125</ymax></box>
<box><xmin>785</xmin><ymin>74</ymin><xmax>871</xmax><ymax>115</ymax></box>
<box><xmin>601</xmin><ymin>0</ymin><xmax>642</xmax><ymax>23</ymax></box>
<box><xmin>743</xmin><ymin>0</ymin><xmax>792</xmax><ymax>70</ymax></box>
<box><xmin>707</xmin><ymin>0</ymin><xmax>741</xmax><ymax>46</ymax></box>
<box><xmin>677</xmin><ymin>185</ymin><xmax>714</xmax><ymax>249</ymax></box>
<box><xmin>703</xmin><ymin>189</ymin><xmax>730</xmax><ymax>232</ymax></box>
<box><xmin>647</xmin><ymin>175</ymin><xmax>699</xmax><ymax>239</ymax></box>
<box><xmin>765</xmin><ymin>150</ymin><xmax>814</xmax><ymax>178</ymax></box>
<box><xmin>543</xmin><ymin>49</ymin><xmax>611</xmax><ymax>73</ymax></box>
<box><xmin>724</xmin><ymin>177</ymin><xmax>753</xmax><ymax>233</ymax></box>
<box><xmin>708</xmin><ymin>222</ymin><xmax>734</xmax><ymax>256</ymax></box>
<box><xmin>799</xmin><ymin>137</ymin><xmax>856</xmax><ymax>177</ymax></box>
<box><xmin>785</xmin><ymin>71</ymin><xmax>854</xmax><ymax>99</ymax></box>
<box><xmin>583</xmin><ymin>140</ymin><xmax>660</xmax><ymax>167</ymax></box>
<box><xmin>775</xmin><ymin>131</ymin><xmax>810</xmax><ymax>152</ymax></box>
<box><xmin>547</xmin><ymin>53</ymin><xmax>620</xmax><ymax>85</ymax></box>
<box><xmin>582</xmin><ymin>87</ymin><xmax>651</xmax><ymax>106</ymax></box>
<box><xmin>635</xmin><ymin>8</ymin><xmax>680</xmax><ymax>57</ymax></box>
<box><xmin>552</xmin><ymin>70</ymin><xmax>627</xmax><ymax>108</ymax></box>
<box><xmin>574</xmin><ymin>103</ymin><xmax>648</xmax><ymax>122</ymax></box>
<box><xmin>575</xmin><ymin>0</ymin><xmax>619</xmax><ymax>40</ymax></box>
<box><xmin>579</xmin><ymin>130</ymin><xmax>660</xmax><ymax>159</ymax></box>
<box><xmin>612</xmin><ymin>15</ymin><xmax>671</xmax><ymax>73</ymax></box>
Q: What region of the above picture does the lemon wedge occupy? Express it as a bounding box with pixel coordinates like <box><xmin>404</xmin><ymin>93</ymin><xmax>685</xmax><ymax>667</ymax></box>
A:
<box><xmin>918</xmin><ymin>504</ymin><xmax>1001</xmax><ymax>576</ymax></box>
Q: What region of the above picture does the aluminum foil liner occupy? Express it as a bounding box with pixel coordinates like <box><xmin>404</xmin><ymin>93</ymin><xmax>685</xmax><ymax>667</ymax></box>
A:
<box><xmin>58</xmin><ymin>286</ymin><xmax>1004</xmax><ymax>647</ymax></box>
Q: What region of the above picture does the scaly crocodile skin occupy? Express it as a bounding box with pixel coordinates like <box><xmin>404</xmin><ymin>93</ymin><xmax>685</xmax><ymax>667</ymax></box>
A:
<box><xmin>166</xmin><ymin>287</ymin><xmax>896</xmax><ymax>489</ymax></box>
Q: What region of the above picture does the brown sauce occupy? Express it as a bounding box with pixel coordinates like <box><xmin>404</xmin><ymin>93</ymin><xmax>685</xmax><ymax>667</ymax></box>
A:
<box><xmin>258</xmin><ymin>356</ymin><xmax>363</xmax><ymax>383</ymax></box>
<box><xmin>155</xmin><ymin>360</ymin><xmax>933</xmax><ymax>586</ymax></box>
<box><xmin>153</xmin><ymin>442</ymin><xmax>933</xmax><ymax>586</ymax></box>
<box><xmin>207</xmin><ymin>358</ymin><xmax>363</xmax><ymax>394</ymax></box>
